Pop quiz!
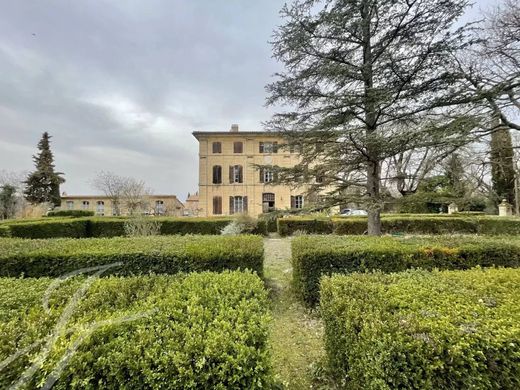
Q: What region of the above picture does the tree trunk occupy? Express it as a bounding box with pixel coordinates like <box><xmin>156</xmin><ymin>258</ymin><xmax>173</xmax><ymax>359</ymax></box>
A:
<box><xmin>366</xmin><ymin>159</ymin><xmax>382</xmax><ymax>235</ymax></box>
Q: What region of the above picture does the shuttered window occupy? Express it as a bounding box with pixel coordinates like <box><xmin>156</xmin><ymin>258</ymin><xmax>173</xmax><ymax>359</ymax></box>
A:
<box><xmin>229</xmin><ymin>165</ymin><xmax>243</xmax><ymax>183</ymax></box>
<box><xmin>259</xmin><ymin>167</ymin><xmax>274</xmax><ymax>183</ymax></box>
<box><xmin>233</xmin><ymin>141</ymin><xmax>243</xmax><ymax>153</ymax></box>
<box><xmin>212</xmin><ymin>142</ymin><xmax>222</xmax><ymax>153</ymax></box>
<box><xmin>290</xmin><ymin>195</ymin><xmax>304</xmax><ymax>209</ymax></box>
<box><xmin>213</xmin><ymin>196</ymin><xmax>222</xmax><ymax>215</ymax></box>
<box><xmin>212</xmin><ymin>165</ymin><xmax>222</xmax><ymax>184</ymax></box>
<box><xmin>259</xmin><ymin>142</ymin><xmax>278</xmax><ymax>153</ymax></box>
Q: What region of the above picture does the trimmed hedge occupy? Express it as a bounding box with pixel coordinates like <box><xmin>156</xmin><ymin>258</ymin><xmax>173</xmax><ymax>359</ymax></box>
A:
<box><xmin>0</xmin><ymin>217</ymin><xmax>245</xmax><ymax>238</ymax></box>
<box><xmin>0</xmin><ymin>271</ymin><xmax>273</xmax><ymax>389</ymax></box>
<box><xmin>7</xmin><ymin>219</ymin><xmax>88</xmax><ymax>239</ymax></box>
<box><xmin>292</xmin><ymin>235</ymin><xmax>520</xmax><ymax>305</ymax></box>
<box><xmin>321</xmin><ymin>268</ymin><xmax>520</xmax><ymax>389</ymax></box>
<box><xmin>0</xmin><ymin>235</ymin><xmax>264</xmax><ymax>277</ymax></box>
<box><xmin>278</xmin><ymin>215</ymin><xmax>520</xmax><ymax>236</ymax></box>
<box><xmin>46</xmin><ymin>210</ymin><xmax>95</xmax><ymax>217</ymax></box>
<box><xmin>0</xmin><ymin>225</ymin><xmax>10</xmax><ymax>237</ymax></box>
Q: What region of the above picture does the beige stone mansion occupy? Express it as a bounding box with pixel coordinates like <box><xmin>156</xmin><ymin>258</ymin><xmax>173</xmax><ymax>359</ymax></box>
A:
<box><xmin>193</xmin><ymin>124</ymin><xmax>308</xmax><ymax>217</ymax></box>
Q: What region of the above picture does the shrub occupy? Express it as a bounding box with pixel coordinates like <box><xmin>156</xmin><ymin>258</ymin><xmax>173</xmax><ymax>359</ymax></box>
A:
<box><xmin>0</xmin><ymin>271</ymin><xmax>273</xmax><ymax>389</ymax></box>
<box><xmin>86</xmin><ymin>217</ymin><xmax>127</xmax><ymax>237</ymax></box>
<box><xmin>7</xmin><ymin>219</ymin><xmax>88</xmax><ymax>239</ymax></box>
<box><xmin>0</xmin><ymin>235</ymin><xmax>264</xmax><ymax>277</ymax></box>
<box><xmin>292</xmin><ymin>235</ymin><xmax>520</xmax><ymax>305</ymax></box>
<box><xmin>221</xmin><ymin>214</ymin><xmax>258</xmax><ymax>236</ymax></box>
<box><xmin>277</xmin><ymin>217</ymin><xmax>333</xmax><ymax>237</ymax></box>
<box><xmin>123</xmin><ymin>215</ymin><xmax>162</xmax><ymax>236</ymax></box>
<box><xmin>46</xmin><ymin>210</ymin><xmax>95</xmax><ymax>217</ymax></box>
<box><xmin>0</xmin><ymin>225</ymin><xmax>10</xmax><ymax>237</ymax></box>
<box><xmin>320</xmin><ymin>268</ymin><xmax>520</xmax><ymax>389</ymax></box>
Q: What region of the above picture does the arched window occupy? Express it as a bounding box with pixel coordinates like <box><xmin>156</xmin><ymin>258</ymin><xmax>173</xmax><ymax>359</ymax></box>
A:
<box><xmin>212</xmin><ymin>165</ymin><xmax>222</xmax><ymax>184</ymax></box>
<box><xmin>81</xmin><ymin>201</ymin><xmax>90</xmax><ymax>210</ymax></box>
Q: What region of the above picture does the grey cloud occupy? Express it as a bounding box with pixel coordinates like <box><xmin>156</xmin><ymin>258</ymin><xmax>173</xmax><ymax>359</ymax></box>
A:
<box><xmin>0</xmin><ymin>0</ymin><xmax>489</xmax><ymax>198</ymax></box>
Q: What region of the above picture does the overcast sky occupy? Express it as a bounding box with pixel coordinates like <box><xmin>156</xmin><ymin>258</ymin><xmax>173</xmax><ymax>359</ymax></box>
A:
<box><xmin>0</xmin><ymin>0</ymin><xmax>493</xmax><ymax>200</ymax></box>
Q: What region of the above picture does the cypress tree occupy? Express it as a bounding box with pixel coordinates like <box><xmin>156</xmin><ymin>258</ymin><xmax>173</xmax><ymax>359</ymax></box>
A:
<box><xmin>490</xmin><ymin>123</ymin><xmax>515</xmax><ymax>205</ymax></box>
<box><xmin>23</xmin><ymin>132</ymin><xmax>65</xmax><ymax>207</ymax></box>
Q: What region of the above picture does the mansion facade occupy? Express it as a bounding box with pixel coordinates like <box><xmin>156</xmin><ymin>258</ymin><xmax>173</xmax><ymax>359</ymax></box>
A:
<box><xmin>193</xmin><ymin>124</ymin><xmax>308</xmax><ymax>217</ymax></box>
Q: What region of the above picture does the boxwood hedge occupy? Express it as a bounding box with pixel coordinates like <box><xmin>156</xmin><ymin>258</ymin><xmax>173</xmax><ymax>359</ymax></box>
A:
<box><xmin>0</xmin><ymin>217</ymin><xmax>249</xmax><ymax>238</ymax></box>
<box><xmin>7</xmin><ymin>219</ymin><xmax>88</xmax><ymax>239</ymax></box>
<box><xmin>46</xmin><ymin>210</ymin><xmax>95</xmax><ymax>217</ymax></box>
<box><xmin>0</xmin><ymin>271</ymin><xmax>273</xmax><ymax>389</ymax></box>
<box><xmin>292</xmin><ymin>235</ymin><xmax>520</xmax><ymax>305</ymax></box>
<box><xmin>320</xmin><ymin>268</ymin><xmax>520</xmax><ymax>389</ymax></box>
<box><xmin>278</xmin><ymin>215</ymin><xmax>520</xmax><ymax>236</ymax></box>
<box><xmin>0</xmin><ymin>235</ymin><xmax>264</xmax><ymax>277</ymax></box>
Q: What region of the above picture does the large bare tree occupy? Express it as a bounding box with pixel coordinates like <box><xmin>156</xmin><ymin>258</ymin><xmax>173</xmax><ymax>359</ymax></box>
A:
<box><xmin>266</xmin><ymin>0</ymin><xmax>476</xmax><ymax>235</ymax></box>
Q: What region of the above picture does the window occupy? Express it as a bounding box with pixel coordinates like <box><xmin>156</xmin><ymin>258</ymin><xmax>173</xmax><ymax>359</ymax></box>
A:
<box><xmin>262</xmin><ymin>193</ymin><xmax>275</xmax><ymax>212</ymax></box>
<box><xmin>81</xmin><ymin>201</ymin><xmax>90</xmax><ymax>210</ymax></box>
<box><xmin>259</xmin><ymin>167</ymin><xmax>274</xmax><ymax>183</ymax></box>
<box><xmin>259</xmin><ymin>141</ymin><xmax>278</xmax><ymax>154</ymax></box>
<box><xmin>212</xmin><ymin>142</ymin><xmax>222</xmax><ymax>153</ymax></box>
<box><xmin>155</xmin><ymin>200</ymin><xmax>165</xmax><ymax>215</ymax></box>
<box><xmin>96</xmin><ymin>200</ymin><xmax>105</xmax><ymax>215</ymax></box>
<box><xmin>291</xmin><ymin>195</ymin><xmax>304</xmax><ymax>209</ymax></box>
<box><xmin>229</xmin><ymin>165</ymin><xmax>243</xmax><ymax>184</ymax></box>
<box><xmin>212</xmin><ymin>165</ymin><xmax>222</xmax><ymax>184</ymax></box>
<box><xmin>229</xmin><ymin>196</ymin><xmax>248</xmax><ymax>214</ymax></box>
<box><xmin>233</xmin><ymin>141</ymin><xmax>243</xmax><ymax>153</ymax></box>
<box><xmin>213</xmin><ymin>196</ymin><xmax>222</xmax><ymax>215</ymax></box>
<box><xmin>66</xmin><ymin>200</ymin><xmax>74</xmax><ymax>210</ymax></box>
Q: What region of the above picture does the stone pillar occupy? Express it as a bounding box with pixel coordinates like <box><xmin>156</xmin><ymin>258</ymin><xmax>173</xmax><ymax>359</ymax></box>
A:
<box><xmin>448</xmin><ymin>203</ymin><xmax>458</xmax><ymax>215</ymax></box>
<box><xmin>498</xmin><ymin>199</ymin><xmax>513</xmax><ymax>217</ymax></box>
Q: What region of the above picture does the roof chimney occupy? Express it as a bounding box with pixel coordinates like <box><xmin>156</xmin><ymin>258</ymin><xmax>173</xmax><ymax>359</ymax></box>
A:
<box><xmin>230</xmin><ymin>124</ymin><xmax>239</xmax><ymax>132</ymax></box>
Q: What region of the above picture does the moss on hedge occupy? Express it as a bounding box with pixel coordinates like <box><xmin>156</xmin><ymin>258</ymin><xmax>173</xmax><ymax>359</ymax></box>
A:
<box><xmin>0</xmin><ymin>271</ymin><xmax>273</xmax><ymax>389</ymax></box>
<box><xmin>320</xmin><ymin>268</ymin><xmax>520</xmax><ymax>389</ymax></box>
<box><xmin>292</xmin><ymin>235</ymin><xmax>520</xmax><ymax>305</ymax></box>
<box><xmin>0</xmin><ymin>235</ymin><xmax>264</xmax><ymax>277</ymax></box>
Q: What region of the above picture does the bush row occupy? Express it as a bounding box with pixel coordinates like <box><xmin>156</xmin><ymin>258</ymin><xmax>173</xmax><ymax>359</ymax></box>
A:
<box><xmin>292</xmin><ymin>235</ymin><xmax>520</xmax><ymax>305</ymax></box>
<box><xmin>45</xmin><ymin>210</ymin><xmax>95</xmax><ymax>217</ymax></box>
<box><xmin>0</xmin><ymin>235</ymin><xmax>264</xmax><ymax>277</ymax></box>
<box><xmin>320</xmin><ymin>268</ymin><xmax>520</xmax><ymax>389</ymax></box>
<box><xmin>0</xmin><ymin>217</ymin><xmax>242</xmax><ymax>239</ymax></box>
<box><xmin>278</xmin><ymin>215</ymin><xmax>520</xmax><ymax>236</ymax></box>
<box><xmin>0</xmin><ymin>271</ymin><xmax>273</xmax><ymax>389</ymax></box>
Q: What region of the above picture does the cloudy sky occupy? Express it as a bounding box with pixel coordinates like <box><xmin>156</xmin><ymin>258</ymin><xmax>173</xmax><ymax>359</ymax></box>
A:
<box><xmin>0</xmin><ymin>0</ymin><xmax>492</xmax><ymax>200</ymax></box>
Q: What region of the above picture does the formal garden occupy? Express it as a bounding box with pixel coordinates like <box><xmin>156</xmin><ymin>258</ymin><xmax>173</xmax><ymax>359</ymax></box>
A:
<box><xmin>1</xmin><ymin>213</ymin><xmax>519</xmax><ymax>389</ymax></box>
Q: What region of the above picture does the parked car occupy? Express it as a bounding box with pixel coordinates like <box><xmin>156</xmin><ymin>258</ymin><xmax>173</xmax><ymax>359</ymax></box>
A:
<box><xmin>339</xmin><ymin>208</ymin><xmax>368</xmax><ymax>216</ymax></box>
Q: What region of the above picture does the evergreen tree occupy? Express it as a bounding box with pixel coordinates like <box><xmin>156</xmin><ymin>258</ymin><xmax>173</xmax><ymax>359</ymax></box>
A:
<box><xmin>444</xmin><ymin>153</ymin><xmax>466</xmax><ymax>198</ymax></box>
<box><xmin>0</xmin><ymin>185</ymin><xmax>17</xmax><ymax>220</ymax></box>
<box><xmin>24</xmin><ymin>132</ymin><xmax>65</xmax><ymax>207</ymax></box>
<box><xmin>265</xmin><ymin>0</ymin><xmax>476</xmax><ymax>235</ymax></box>
<box><xmin>490</xmin><ymin>123</ymin><xmax>515</xmax><ymax>205</ymax></box>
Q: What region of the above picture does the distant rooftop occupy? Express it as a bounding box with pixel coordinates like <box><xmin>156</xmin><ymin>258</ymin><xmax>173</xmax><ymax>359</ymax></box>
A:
<box><xmin>192</xmin><ymin>124</ymin><xmax>280</xmax><ymax>139</ymax></box>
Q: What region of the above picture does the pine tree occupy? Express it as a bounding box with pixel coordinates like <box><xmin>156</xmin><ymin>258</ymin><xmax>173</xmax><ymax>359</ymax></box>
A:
<box><xmin>490</xmin><ymin>123</ymin><xmax>515</xmax><ymax>205</ymax></box>
<box><xmin>24</xmin><ymin>132</ymin><xmax>65</xmax><ymax>207</ymax></box>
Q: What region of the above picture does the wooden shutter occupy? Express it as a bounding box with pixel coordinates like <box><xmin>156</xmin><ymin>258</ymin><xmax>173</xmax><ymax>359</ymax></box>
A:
<box><xmin>229</xmin><ymin>196</ymin><xmax>234</xmax><ymax>215</ymax></box>
<box><xmin>229</xmin><ymin>166</ymin><xmax>234</xmax><ymax>183</ymax></box>
<box><xmin>290</xmin><ymin>196</ymin><xmax>296</xmax><ymax>209</ymax></box>
<box><xmin>259</xmin><ymin>142</ymin><xmax>264</xmax><ymax>153</ymax></box>
<box><xmin>243</xmin><ymin>196</ymin><xmax>248</xmax><ymax>212</ymax></box>
<box><xmin>234</xmin><ymin>142</ymin><xmax>243</xmax><ymax>153</ymax></box>
<box><xmin>238</xmin><ymin>165</ymin><xmax>243</xmax><ymax>183</ymax></box>
<box><xmin>212</xmin><ymin>142</ymin><xmax>221</xmax><ymax>153</ymax></box>
<box><xmin>259</xmin><ymin>168</ymin><xmax>264</xmax><ymax>183</ymax></box>
<box><xmin>273</xmin><ymin>142</ymin><xmax>278</xmax><ymax>153</ymax></box>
